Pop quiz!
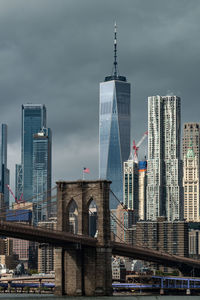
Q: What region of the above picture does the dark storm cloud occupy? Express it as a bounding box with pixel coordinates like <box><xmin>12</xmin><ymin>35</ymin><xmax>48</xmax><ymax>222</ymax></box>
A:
<box><xmin>0</xmin><ymin>0</ymin><xmax>199</xmax><ymax>187</ymax></box>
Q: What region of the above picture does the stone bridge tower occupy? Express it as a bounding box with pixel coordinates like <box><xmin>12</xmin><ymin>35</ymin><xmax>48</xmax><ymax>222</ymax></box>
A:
<box><xmin>55</xmin><ymin>180</ymin><xmax>112</xmax><ymax>296</ymax></box>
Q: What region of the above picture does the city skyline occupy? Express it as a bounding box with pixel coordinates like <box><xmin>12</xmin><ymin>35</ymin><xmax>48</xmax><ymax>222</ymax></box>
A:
<box><xmin>0</xmin><ymin>0</ymin><xmax>199</xmax><ymax>293</ymax></box>
<box><xmin>0</xmin><ymin>0</ymin><xmax>200</xmax><ymax>193</ymax></box>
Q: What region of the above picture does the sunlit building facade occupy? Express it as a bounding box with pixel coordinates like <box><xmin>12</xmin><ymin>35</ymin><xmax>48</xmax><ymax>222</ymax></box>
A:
<box><xmin>182</xmin><ymin>123</ymin><xmax>200</xmax><ymax>161</ymax></box>
<box><xmin>138</xmin><ymin>160</ymin><xmax>147</xmax><ymax>221</ymax></box>
<box><xmin>147</xmin><ymin>95</ymin><xmax>182</xmax><ymax>221</ymax></box>
<box><xmin>182</xmin><ymin>123</ymin><xmax>200</xmax><ymax>222</ymax></box>
<box><xmin>183</xmin><ymin>143</ymin><xmax>200</xmax><ymax>222</ymax></box>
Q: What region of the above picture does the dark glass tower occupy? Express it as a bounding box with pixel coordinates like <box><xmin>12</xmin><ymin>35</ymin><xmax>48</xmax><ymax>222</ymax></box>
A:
<box><xmin>33</xmin><ymin>128</ymin><xmax>52</xmax><ymax>224</ymax></box>
<box><xmin>99</xmin><ymin>24</ymin><xmax>131</xmax><ymax>208</ymax></box>
<box><xmin>15</xmin><ymin>164</ymin><xmax>23</xmax><ymax>201</ymax></box>
<box><xmin>0</xmin><ymin>124</ymin><xmax>9</xmax><ymax>208</ymax></box>
<box><xmin>22</xmin><ymin>104</ymin><xmax>46</xmax><ymax>201</ymax></box>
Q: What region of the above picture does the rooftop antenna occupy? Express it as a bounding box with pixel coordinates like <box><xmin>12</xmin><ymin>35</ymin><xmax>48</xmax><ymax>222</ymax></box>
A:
<box><xmin>105</xmin><ymin>23</ymin><xmax>126</xmax><ymax>82</ymax></box>
<box><xmin>113</xmin><ymin>22</ymin><xmax>118</xmax><ymax>77</ymax></box>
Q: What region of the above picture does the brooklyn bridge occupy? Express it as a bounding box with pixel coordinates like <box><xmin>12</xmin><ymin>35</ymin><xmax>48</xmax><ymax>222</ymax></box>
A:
<box><xmin>0</xmin><ymin>180</ymin><xmax>200</xmax><ymax>296</ymax></box>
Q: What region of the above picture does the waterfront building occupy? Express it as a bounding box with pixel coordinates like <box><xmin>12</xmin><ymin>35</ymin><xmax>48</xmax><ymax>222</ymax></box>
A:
<box><xmin>7</xmin><ymin>202</ymin><xmax>37</xmax><ymax>269</ymax></box>
<box><xmin>189</xmin><ymin>229</ymin><xmax>200</xmax><ymax>256</ymax></box>
<box><xmin>33</xmin><ymin>128</ymin><xmax>52</xmax><ymax>223</ymax></box>
<box><xmin>147</xmin><ymin>95</ymin><xmax>182</xmax><ymax>221</ymax></box>
<box><xmin>99</xmin><ymin>24</ymin><xmax>130</xmax><ymax>208</ymax></box>
<box><xmin>0</xmin><ymin>238</ymin><xmax>18</xmax><ymax>270</ymax></box>
<box><xmin>21</xmin><ymin>104</ymin><xmax>46</xmax><ymax>201</ymax></box>
<box><xmin>183</xmin><ymin>142</ymin><xmax>200</xmax><ymax>222</ymax></box>
<box><xmin>188</xmin><ymin>223</ymin><xmax>200</xmax><ymax>258</ymax></box>
<box><xmin>136</xmin><ymin>218</ymin><xmax>188</xmax><ymax>258</ymax></box>
<box><xmin>38</xmin><ymin>218</ymin><xmax>56</xmax><ymax>274</ymax></box>
<box><xmin>0</xmin><ymin>254</ymin><xmax>18</xmax><ymax>270</ymax></box>
<box><xmin>112</xmin><ymin>257</ymin><xmax>126</xmax><ymax>282</ymax></box>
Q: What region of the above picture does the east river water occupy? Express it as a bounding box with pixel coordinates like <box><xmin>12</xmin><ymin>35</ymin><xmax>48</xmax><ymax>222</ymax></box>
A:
<box><xmin>0</xmin><ymin>295</ymin><xmax>197</xmax><ymax>300</ymax></box>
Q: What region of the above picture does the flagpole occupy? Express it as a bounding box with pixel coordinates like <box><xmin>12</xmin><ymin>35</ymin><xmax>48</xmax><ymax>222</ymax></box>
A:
<box><xmin>82</xmin><ymin>169</ymin><xmax>85</xmax><ymax>180</ymax></box>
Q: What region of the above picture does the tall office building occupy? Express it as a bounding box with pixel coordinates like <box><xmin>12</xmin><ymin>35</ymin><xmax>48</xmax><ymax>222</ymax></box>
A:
<box><xmin>123</xmin><ymin>154</ymin><xmax>138</xmax><ymax>211</ymax></box>
<box><xmin>138</xmin><ymin>160</ymin><xmax>147</xmax><ymax>221</ymax></box>
<box><xmin>123</xmin><ymin>157</ymin><xmax>147</xmax><ymax>223</ymax></box>
<box><xmin>183</xmin><ymin>142</ymin><xmax>200</xmax><ymax>222</ymax></box>
<box><xmin>0</xmin><ymin>124</ymin><xmax>9</xmax><ymax>208</ymax></box>
<box><xmin>123</xmin><ymin>153</ymin><xmax>138</xmax><ymax>225</ymax></box>
<box><xmin>33</xmin><ymin>128</ymin><xmax>52</xmax><ymax>223</ymax></box>
<box><xmin>99</xmin><ymin>24</ymin><xmax>130</xmax><ymax>208</ymax></box>
<box><xmin>15</xmin><ymin>164</ymin><xmax>23</xmax><ymax>202</ymax></box>
<box><xmin>182</xmin><ymin>123</ymin><xmax>200</xmax><ymax>222</ymax></box>
<box><xmin>147</xmin><ymin>95</ymin><xmax>182</xmax><ymax>221</ymax></box>
<box><xmin>182</xmin><ymin>123</ymin><xmax>200</xmax><ymax>161</ymax></box>
<box><xmin>21</xmin><ymin>104</ymin><xmax>46</xmax><ymax>201</ymax></box>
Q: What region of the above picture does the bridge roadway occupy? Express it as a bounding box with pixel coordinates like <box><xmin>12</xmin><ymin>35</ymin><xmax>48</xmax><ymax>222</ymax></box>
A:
<box><xmin>0</xmin><ymin>220</ymin><xmax>200</xmax><ymax>272</ymax></box>
<box><xmin>0</xmin><ymin>275</ymin><xmax>54</xmax><ymax>282</ymax></box>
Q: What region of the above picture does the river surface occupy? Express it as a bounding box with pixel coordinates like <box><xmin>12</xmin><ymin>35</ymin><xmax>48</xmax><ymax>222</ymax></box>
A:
<box><xmin>0</xmin><ymin>295</ymin><xmax>197</xmax><ymax>300</ymax></box>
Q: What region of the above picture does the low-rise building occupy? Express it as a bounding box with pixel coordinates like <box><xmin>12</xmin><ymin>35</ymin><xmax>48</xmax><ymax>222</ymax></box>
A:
<box><xmin>112</xmin><ymin>257</ymin><xmax>126</xmax><ymax>282</ymax></box>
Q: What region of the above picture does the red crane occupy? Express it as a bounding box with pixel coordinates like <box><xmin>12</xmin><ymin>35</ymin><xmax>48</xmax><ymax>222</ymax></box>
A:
<box><xmin>6</xmin><ymin>184</ymin><xmax>24</xmax><ymax>204</ymax></box>
<box><xmin>132</xmin><ymin>131</ymin><xmax>148</xmax><ymax>163</ymax></box>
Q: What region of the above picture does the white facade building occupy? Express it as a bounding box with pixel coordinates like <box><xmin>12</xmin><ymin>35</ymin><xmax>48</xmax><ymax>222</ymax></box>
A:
<box><xmin>182</xmin><ymin>123</ymin><xmax>200</xmax><ymax>161</ymax></box>
<box><xmin>123</xmin><ymin>154</ymin><xmax>147</xmax><ymax>222</ymax></box>
<box><xmin>183</xmin><ymin>143</ymin><xmax>200</xmax><ymax>222</ymax></box>
<box><xmin>123</xmin><ymin>154</ymin><xmax>138</xmax><ymax>211</ymax></box>
<box><xmin>147</xmin><ymin>95</ymin><xmax>182</xmax><ymax>221</ymax></box>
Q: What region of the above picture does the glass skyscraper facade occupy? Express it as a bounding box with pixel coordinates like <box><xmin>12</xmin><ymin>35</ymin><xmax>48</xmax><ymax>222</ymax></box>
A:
<box><xmin>99</xmin><ymin>24</ymin><xmax>131</xmax><ymax>208</ymax></box>
<box><xmin>0</xmin><ymin>124</ymin><xmax>9</xmax><ymax>208</ymax></box>
<box><xmin>33</xmin><ymin>128</ymin><xmax>52</xmax><ymax>224</ymax></box>
<box><xmin>21</xmin><ymin>104</ymin><xmax>46</xmax><ymax>201</ymax></box>
<box><xmin>15</xmin><ymin>164</ymin><xmax>23</xmax><ymax>202</ymax></box>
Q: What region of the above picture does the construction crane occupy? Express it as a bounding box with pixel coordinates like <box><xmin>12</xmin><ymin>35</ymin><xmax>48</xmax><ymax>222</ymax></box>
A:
<box><xmin>6</xmin><ymin>184</ymin><xmax>23</xmax><ymax>204</ymax></box>
<box><xmin>133</xmin><ymin>131</ymin><xmax>148</xmax><ymax>163</ymax></box>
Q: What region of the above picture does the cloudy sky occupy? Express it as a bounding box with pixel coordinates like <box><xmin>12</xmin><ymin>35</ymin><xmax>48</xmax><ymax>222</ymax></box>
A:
<box><xmin>1</xmin><ymin>0</ymin><xmax>200</xmax><ymax>190</ymax></box>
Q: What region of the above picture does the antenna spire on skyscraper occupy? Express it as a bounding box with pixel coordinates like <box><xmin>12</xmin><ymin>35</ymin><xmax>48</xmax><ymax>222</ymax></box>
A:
<box><xmin>113</xmin><ymin>22</ymin><xmax>118</xmax><ymax>77</ymax></box>
<box><xmin>104</xmin><ymin>23</ymin><xmax>126</xmax><ymax>82</ymax></box>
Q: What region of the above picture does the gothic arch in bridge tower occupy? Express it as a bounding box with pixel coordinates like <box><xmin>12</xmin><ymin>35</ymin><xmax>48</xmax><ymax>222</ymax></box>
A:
<box><xmin>66</xmin><ymin>198</ymin><xmax>78</xmax><ymax>234</ymax></box>
<box><xmin>88</xmin><ymin>198</ymin><xmax>98</xmax><ymax>237</ymax></box>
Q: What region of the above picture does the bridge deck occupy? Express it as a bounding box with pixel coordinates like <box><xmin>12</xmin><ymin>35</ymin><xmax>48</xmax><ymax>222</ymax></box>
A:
<box><xmin>0</xmin><ymin>221</ymin><xmax>97</xmax><ymax>247</ymax></box>
<box><xmin>0</xmin><ymin>220</ymin><xmax>200</xmax><ymax>272</ymax></box>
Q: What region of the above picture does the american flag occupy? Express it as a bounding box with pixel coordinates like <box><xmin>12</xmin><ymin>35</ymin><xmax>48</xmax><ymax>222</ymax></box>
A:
<box><xmin>83</xmin><ymin>167</ymin><xmax>90</xmax><ymax>173</ymax></box>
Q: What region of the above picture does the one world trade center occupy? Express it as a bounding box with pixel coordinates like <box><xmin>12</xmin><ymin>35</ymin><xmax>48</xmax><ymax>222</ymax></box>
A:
<box><xmin>99</xmin><ymin>24</ymin><xmax>131</xmax><ymax>208</ymax></box>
